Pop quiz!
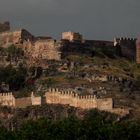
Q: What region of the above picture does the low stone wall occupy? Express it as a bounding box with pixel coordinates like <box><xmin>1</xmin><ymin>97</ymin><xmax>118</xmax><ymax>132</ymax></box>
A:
<box><xmin>0</xmin><ymin>92</ymin><xmax>41</xmax><ymax>108</ymax></box>
<box><xmin>45</xmin><ymin>88</ymin><xmax>130</xmax><ymax>116</ymax></box>
<box><xmin>31</xmin><ymin>92</ymin><xmax>41</xmax><ymax>106</ymax></box>
<box><xmin>0</xmin><ymin>93</ymin><xmax>15</xmax><ymax>107</ymax></box>
<box><xmin>15</xmin><ymin>97</ymin><xmax>31</xmax><ymax>108</ymax></box>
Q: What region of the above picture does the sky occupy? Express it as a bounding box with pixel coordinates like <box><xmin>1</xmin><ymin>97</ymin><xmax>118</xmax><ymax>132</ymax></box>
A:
<box><xmin>0</xmin><ymin>0</ymin><xmax>140</xmax><ymax>40</ymax></box>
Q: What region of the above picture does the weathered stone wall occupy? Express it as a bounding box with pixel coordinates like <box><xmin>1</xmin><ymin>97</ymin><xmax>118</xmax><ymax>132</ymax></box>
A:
<box><xmin>0</xmin><ymin>92</ymin><xmax>41</xmax><ymax>108</ymax></box>
<box><xmin>62</xmin><ymin>31</ymin><xmax>83</xmax><ymax>42</ymax></box>
<box><xmin>31</xmin><ymin>92</ymin><xmax>41</xmax><ymax>106</ymax></box>
<box><xmin>0</xmin><ymin>22</ymin><xmax>10</xmax><ymax>33</ymax></box>
<box><xmin>60</xmin><ymin>39</ymin><xmax>115</xmax><ymax>59</ymax></box>
<box><xmin>0</xmin><ymin>93</ymin><xmax>15</xmax><ymax>107</ymax></box>
<box><xmin>45</xmin><ymin>88</ymin><xmax>129</xmax><ymax>116</ymax></box>
<box><xmin>15</xmin><ymin>97</ymin><xmax>31</xmax><ymax>108</ymax></box>
<box><xmin>33</xmin><ymin>39</ymin><xmax>61</xmax><ymax>60</ymax></box>
<box><xmin>45</xmin><ymin>88</ymin><xmax>113</xmax><ymax>110</ymax></box>
<box><xmin>114</xmin><ymin>38</ymin><xmax>137</xmax><ymax>61</ymax></box>
<box><xmin>0</xmin><ymin>29</ymin><xmax>34</xmax><ymax>46</ymax></box>
<box><xmin>23</xmin><ymin>39</ymin><xmax>61</xmax><ymax>62</ymax></box>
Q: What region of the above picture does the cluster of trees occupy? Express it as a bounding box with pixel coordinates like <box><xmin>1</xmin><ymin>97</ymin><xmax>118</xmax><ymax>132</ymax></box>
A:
<box><xmin>0</xmin><ymin>65</ymin><xmax>27</xmax><ymax>90</ymax></box>
<box><xmin>0</xmin><ymin>110</ymin><xmax>140</xmax><ymax>140</ymax></box>
<box><xmin>0</xmin><ymin>45</ymin><xmax>24</xmax><ymax>62</ymax></box>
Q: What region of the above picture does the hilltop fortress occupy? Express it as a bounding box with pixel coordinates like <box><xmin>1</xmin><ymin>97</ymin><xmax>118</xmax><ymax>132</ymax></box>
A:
<box><xmin>0</xmin><ymin>22</ymin><xmax>140</xmax><ymax>63</ymax></box>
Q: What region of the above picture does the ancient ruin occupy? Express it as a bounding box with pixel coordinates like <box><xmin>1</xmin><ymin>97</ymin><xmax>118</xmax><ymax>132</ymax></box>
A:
<box><xmin>45</xmin><ymin>88</ymin><xmax>129</xmax><ymax>117</ymax></box>
<box><xmin>0</xmin><ymin>92</ymin><xmax>41</xmax><ymax>108</ymax></box>
<box><xmin>0</xmin><ymin>21</ymin><xmax>140</xmax><ymax>63</ymax></box>
<box><xmin>114</xmin><ymin>37</ymin><xmax>140</xmax><ymax>63</ymax></box>
<box><xmin>62</xmin><ymin>31</ymin><xmax>83</xmax><ymax>42</ymax></box>
<box><xmin>0</xmin><ymin>89</ymin><xmax>129</xmax><ymax>117</ymax></box>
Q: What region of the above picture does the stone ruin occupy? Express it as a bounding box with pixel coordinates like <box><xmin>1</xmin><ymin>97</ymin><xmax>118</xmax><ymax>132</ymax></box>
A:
<box><xmin>114</xmin><ymin>37</ymin><xmax>140</xmax><ymax>63</ymax></box>
<box><xmin>0</xmin><ymin>89</ymin><xmax>129</xmax><ymax>117</ymax></box>
<box><xmin>0</xmin><ymin>22</ymin><xmax>140</xmax><ymax>64</ymax></box>
<box><xmin>0</xmin><ymin>92</ymin><xmax>41</xmax><ymax>108</ymax></box>
<box><xmin>45</xmin><ymin>88</ymin><xmax>129</xmax><ymax>117</ymax></box>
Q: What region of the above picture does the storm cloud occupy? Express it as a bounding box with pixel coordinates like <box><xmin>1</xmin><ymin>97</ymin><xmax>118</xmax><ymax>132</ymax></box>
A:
<box><xmin>0</xmin><ymin>0</ymin><xmax>140</xmax><ymax>40</ymax></box>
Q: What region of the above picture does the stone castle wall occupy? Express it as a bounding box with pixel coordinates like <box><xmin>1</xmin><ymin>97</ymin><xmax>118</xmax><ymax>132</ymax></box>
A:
<box><xmin>22</xmin><ymin>39</ymin><xmax>62</xmax><ymax>64</ymax></box>
<box><xmin>15</xmin><ymin>97</ymin><xmax>32</xmax><ymax>108</ymax></box>
<box><xmin>0</xmin><ymin>29</ymin><xmax>34</xmax><ymax>46</ymax></box>
<box><xmin>0</xmin><ymin>23</ymin><xmax>140</xmax><ymax>63</ymax></box>
<box><xmin>30</xmin><ymin>39</ymin><xmax>61</xmax><ymax>60</ymax></box>
<box><xmin>0</xmin><ymin>91</ymin><xmax>129</xmax><ymax>117</ymax></box>
<box><xmin>62</xmin><ymin>31</ymin><xmax>83</xmax><ymax>42</ymax></box>
<box><xmin>0</xmin><ymin>92</ymin><xmax>41</xmax><ymax>108</ymax></box>
<box><xmin>45</xmin><ymin>88</ymin><xmax>129</xmax><ymax>116</ymax></box>
<box><xmin>0</xmin><ymin>93</ymin><xmax>15</xmax><ymax>107</ymax></box>
<box><xmin>114</xmin><ymin>38</ymin><xmax>137</xmax><ymax>61</ymax></box>
<box><xmin>31</xmin><ymin>92</ymin><xmax>41</xmax><ymax>106</ymax></box>
<box><xmin>45</xmin><ymin>88</ymin><xmax>113</xmax><ymax>110</ymax></box>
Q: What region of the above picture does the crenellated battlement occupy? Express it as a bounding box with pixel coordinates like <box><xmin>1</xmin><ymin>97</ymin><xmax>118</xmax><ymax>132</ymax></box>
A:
<box><xmin>114</xmin><ymin>37</ymin><xmax>136</xmax><ymax>47</ymax></box>
<box><xmin>45</xmin><ymin>88</ymin><xmax>130</xmax><ymax>116</ymax></box>
<box><xmin>0</xmin><ymin>92</ymin><xmax>13</xmax><ymax>97</ymax></box>
<box><xmin>114</xmin><ymin>37</ymin><xmax>136</xmax><ymax>42</ymax></box>
<box><xmin>45</xmin><ymin>88</ymin><xmax>112</xmax><ymax>110</ymax></box>
<box><xmin>0</xmin><ymin>90</ymin><xmax>129</xmax><ymax>116</ymax></box>
<box><xmin>47</xmin><ymin>88</ymin><xmax>97</xmax><ymax>100</ymax></box>
<box><xmin>0</xmin><ymin>92</ymin><xmax>15</xmax><ymax>107</ymax></box>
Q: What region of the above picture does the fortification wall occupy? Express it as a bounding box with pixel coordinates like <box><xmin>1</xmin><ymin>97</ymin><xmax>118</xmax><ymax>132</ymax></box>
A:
<box><xmin>45</xmin><ymin>88</ymin><xmax>113</xmax><ymax>110</ymax></box>
<box><xmin>31</xmin><ymin>92</ymin><xmax>41</xmax><ymax>106</ymax></box>
<box><xmin>15</xmin><ymin>97</ymin><xmax>31</xmax><ymax>108</ymax></box>
<box><xmin>0</xmin><ymin>29</ymin><xmax>34</xmax><ymax>46</ymax></box>
<box><xmin>23</xmin><ymin>39</ymin><xmax>61</xmax><ymax>61</ymax></box>
<box><xmin>0</xmin><ymin>93</ymin><xmax>15</xmax><ymax>107</ymax></box>
<box><xmin>0</xmin><ymin>92</ymin><xmax>41</xmax><ymax>108</ymax></box>
<box><xmin>114</xmin><ymin>38</ymin><xmax>137</xmax><ymax>61</ymax></box>
<box><xmin>96</xmin><ymin>98</ymin><xmax>113</xmax><ymax>110</ymax></box>
<box><xmin>62</xmin><ymin>31</ymin><xmax>83</xmax><ymax>42</ymax></box>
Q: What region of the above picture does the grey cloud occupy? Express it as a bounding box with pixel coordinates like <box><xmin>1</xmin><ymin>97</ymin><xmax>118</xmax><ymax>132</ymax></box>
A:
<box><xmin>0</xmin><ymin>0</ymin><xmax>140</xmax><ymax>40</ymax></box>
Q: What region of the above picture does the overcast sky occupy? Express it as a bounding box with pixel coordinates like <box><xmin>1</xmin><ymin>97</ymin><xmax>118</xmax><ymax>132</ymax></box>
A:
<box><xmin>0</xmin><ymin>0</ymin><xmax>140</xmax><ymax>40</ymax></box>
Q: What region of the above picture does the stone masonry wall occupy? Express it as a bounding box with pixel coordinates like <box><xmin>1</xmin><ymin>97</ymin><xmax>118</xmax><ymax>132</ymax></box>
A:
<box><xmin>23</xmin><ymin>39</ymin><xmax>62</xmax><ymax>62</ymax></box>
<box><xmin>0</xmin><ymin>93</ymin><xmax>15</xmax><ymax>107</ymax></box>
<box><xmin>114</xmin><ymin>38</ymin><xmax>137</xmax><ymax>61</ymax></box>
<box><xmin>31</xmin><ymin>92</ymin><xmax>41</xmax><ymax>106</ymax></box>
<box><xmin>62</xmin><ymin>31</ymin><xmax>83</xmax><ymax>42</ymax></box>
<box><xmin>0</xmin><ymin>29</ymin><xmax>34</xmax><ymax>46</ymax></box>
<box><xmin>0</xmin><ymin>92</ymin><xmax>41</xmax><ymax>108</ymax></box>
<box><xmin>45</xmin><ymin>88</ymin><xmax>129</xmax><ymax>117</ymax></box>
<box><xmin>45</xmin><ymin>88</ymin><xmax>113</xmax><ymax>110</ymax></box>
